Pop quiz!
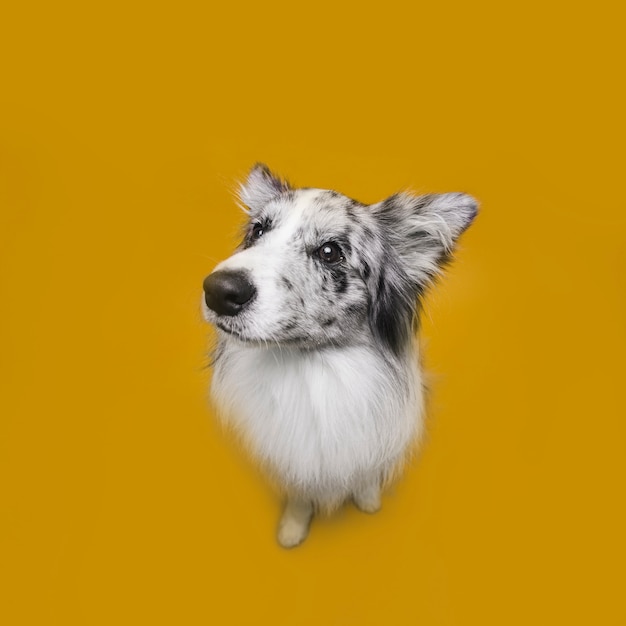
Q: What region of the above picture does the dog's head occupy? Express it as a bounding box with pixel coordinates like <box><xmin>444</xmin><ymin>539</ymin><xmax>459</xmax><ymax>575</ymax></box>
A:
<box><xmin>202</xmin><ymin>164</ymin><xmax>477</xmax><ymax>353</ymax></box>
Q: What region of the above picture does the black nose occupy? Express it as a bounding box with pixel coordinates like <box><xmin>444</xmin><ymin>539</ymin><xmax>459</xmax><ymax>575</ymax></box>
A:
<box><xmin>203</xmin><ymin>270</ymin><xmax>257</xmax><ymax>316</ymax></box>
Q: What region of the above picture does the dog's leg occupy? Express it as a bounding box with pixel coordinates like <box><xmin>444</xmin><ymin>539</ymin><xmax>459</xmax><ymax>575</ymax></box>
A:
<box><xmin>353</xmin><ymin>474</ymin><xmax>382</xmax><ymax>514</ymax></box>
<box><xmin>277</xmin><ymin>497</ymin><xmax>314</xmax><ymax>548</ymax></box>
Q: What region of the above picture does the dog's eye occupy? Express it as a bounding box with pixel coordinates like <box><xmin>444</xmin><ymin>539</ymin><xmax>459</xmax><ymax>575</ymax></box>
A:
<box><xmin>251</xmin><ymin>223</ymin><xmax>265</xmax><ymax>239</ymax></box>
<box><xmin>316</xmin><ymin>242</ymin><xmax>343</xmax><ymax>264</ymax></box>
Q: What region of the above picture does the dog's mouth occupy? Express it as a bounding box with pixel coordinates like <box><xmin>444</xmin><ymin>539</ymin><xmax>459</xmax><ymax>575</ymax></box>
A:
<box><xmin>211</xmin><ymin>317</ymin><xmax>248</xmax><ymax>337</ymax></box>
<box><xmin>214</xmin><ymin>318</ymin><xmax>322</xmax><ymax>349</ymax></box>
<box><xmin>215</xmin><ymin>320</ymin><xmax>247</xmax><ymax>340</ymax></box>
<box><xmin>215</xmin><ymin>320</ymin><xmax>270</xmax><ymax>344</ymax></box>
<box><xmin>202</xmin><ymin>299</ymin><xmax>253</xmax><ymax>341</ymax></box>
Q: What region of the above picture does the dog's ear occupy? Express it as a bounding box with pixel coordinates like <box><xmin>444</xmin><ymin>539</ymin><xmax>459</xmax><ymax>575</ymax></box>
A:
<box><xmin>374</xmin><ymin>191</ymin><xmax>478</xmax><ymax>289</ymax></box>
<box><xmin>238</xmin><ymin>163</ymin><xmax>292</xmax><ymax>211</ymax></box>
<box><xmin>367</xmin><ymin>191</ymin><xmax>478</xmax><ymax>353</ymax></box>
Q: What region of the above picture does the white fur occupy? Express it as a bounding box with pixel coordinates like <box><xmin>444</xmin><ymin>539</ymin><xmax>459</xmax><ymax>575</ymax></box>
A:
<box><xmin>210</xmin><ymin>339</ymin><xmax>424</xmax><ymax>510</ymax></box>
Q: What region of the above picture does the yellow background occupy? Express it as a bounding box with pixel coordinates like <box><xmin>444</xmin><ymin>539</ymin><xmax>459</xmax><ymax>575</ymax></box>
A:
<box><xmin>1</xmin><ymin>1</ymin><xmax>624</xmax><ymax>624</ymax></box>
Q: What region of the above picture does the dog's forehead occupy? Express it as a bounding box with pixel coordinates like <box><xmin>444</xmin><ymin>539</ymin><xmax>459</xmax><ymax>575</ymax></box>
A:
<box><xmin>269</xmin><ymin>188</ymin><xmax>358</xmax><ymax>231</ymax></box>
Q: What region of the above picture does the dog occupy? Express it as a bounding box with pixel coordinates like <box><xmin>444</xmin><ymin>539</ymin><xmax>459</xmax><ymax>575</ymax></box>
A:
<box><xmin>202</xmin><ymin>164</ymin><xmax>477</xmax><ymax>547</ymax></box>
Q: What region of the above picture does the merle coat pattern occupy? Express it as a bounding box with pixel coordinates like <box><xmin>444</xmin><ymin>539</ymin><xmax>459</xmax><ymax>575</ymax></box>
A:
<box><xmin>202</xmin><ymin>164</ymin><xmax>477</xmax><ymax>547</ymax></box>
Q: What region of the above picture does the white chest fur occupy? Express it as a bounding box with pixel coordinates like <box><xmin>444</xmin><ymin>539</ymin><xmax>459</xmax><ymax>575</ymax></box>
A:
<box><xmin>211</xmin><ymin>339</ymin><xmax>424</xmax><ymax>503</ymax></box>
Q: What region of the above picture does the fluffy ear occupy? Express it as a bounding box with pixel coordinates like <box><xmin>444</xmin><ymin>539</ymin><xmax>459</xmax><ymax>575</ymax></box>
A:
<box><xmin>374</xmin><ymin>191</ymin><xmax>478</xmax><ymax>288</ymax></box>
<box><xmin>238</xmin><ymin>163</ymin><xmax>291</xmax><ymax>211</ymax></box>
<box><xmin>367</xmin><ymin>191</ymin><xmax>478</xmax><ymax>353</ymax></box>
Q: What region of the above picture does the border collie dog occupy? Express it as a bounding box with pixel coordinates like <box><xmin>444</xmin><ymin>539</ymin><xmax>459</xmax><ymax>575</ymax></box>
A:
<box><xmin>202</xmin><ymin>164</ymin><xmax>477</xmax><ymax>548</ymax></box>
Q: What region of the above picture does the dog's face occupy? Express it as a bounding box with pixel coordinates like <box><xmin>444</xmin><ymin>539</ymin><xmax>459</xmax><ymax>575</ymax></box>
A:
<box><xmin>202</xmin><ymin>164</ymin><xmax>477</xmax><ymax>353</ymax></box>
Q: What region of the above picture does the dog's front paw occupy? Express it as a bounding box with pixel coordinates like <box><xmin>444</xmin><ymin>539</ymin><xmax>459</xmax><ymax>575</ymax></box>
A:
<box><xmin>353</xmin><ymin>494</ymin><xmax>381</xmax><ymax>514</ymax></box>
<box><xmin>353</xmin><ymin>481</ymin><xmax>382</xmax><ymax>514</ymax></box>
<box><xmin>277</xmin><ymin>499</ymin><xmax>313</xmax><ymax>548</ymax></box>
<box><xmin>277</xmin><ymin>518</ymin><xmax>310</xmax><ymax>548</ymax></box>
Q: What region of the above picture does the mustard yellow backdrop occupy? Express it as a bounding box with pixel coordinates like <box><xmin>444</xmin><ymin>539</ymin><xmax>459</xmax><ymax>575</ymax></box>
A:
<box><xmin>1</xmin><ymin>1</ymin><xmax>624</xmax><ymax>624</ymax></box>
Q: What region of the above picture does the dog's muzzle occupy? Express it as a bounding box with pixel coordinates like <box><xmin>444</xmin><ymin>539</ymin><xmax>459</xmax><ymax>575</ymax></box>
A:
<box><xmin>203</xmin><ymin>270</ymin><xmax>257</xmax><ymax>316</ymax></box>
